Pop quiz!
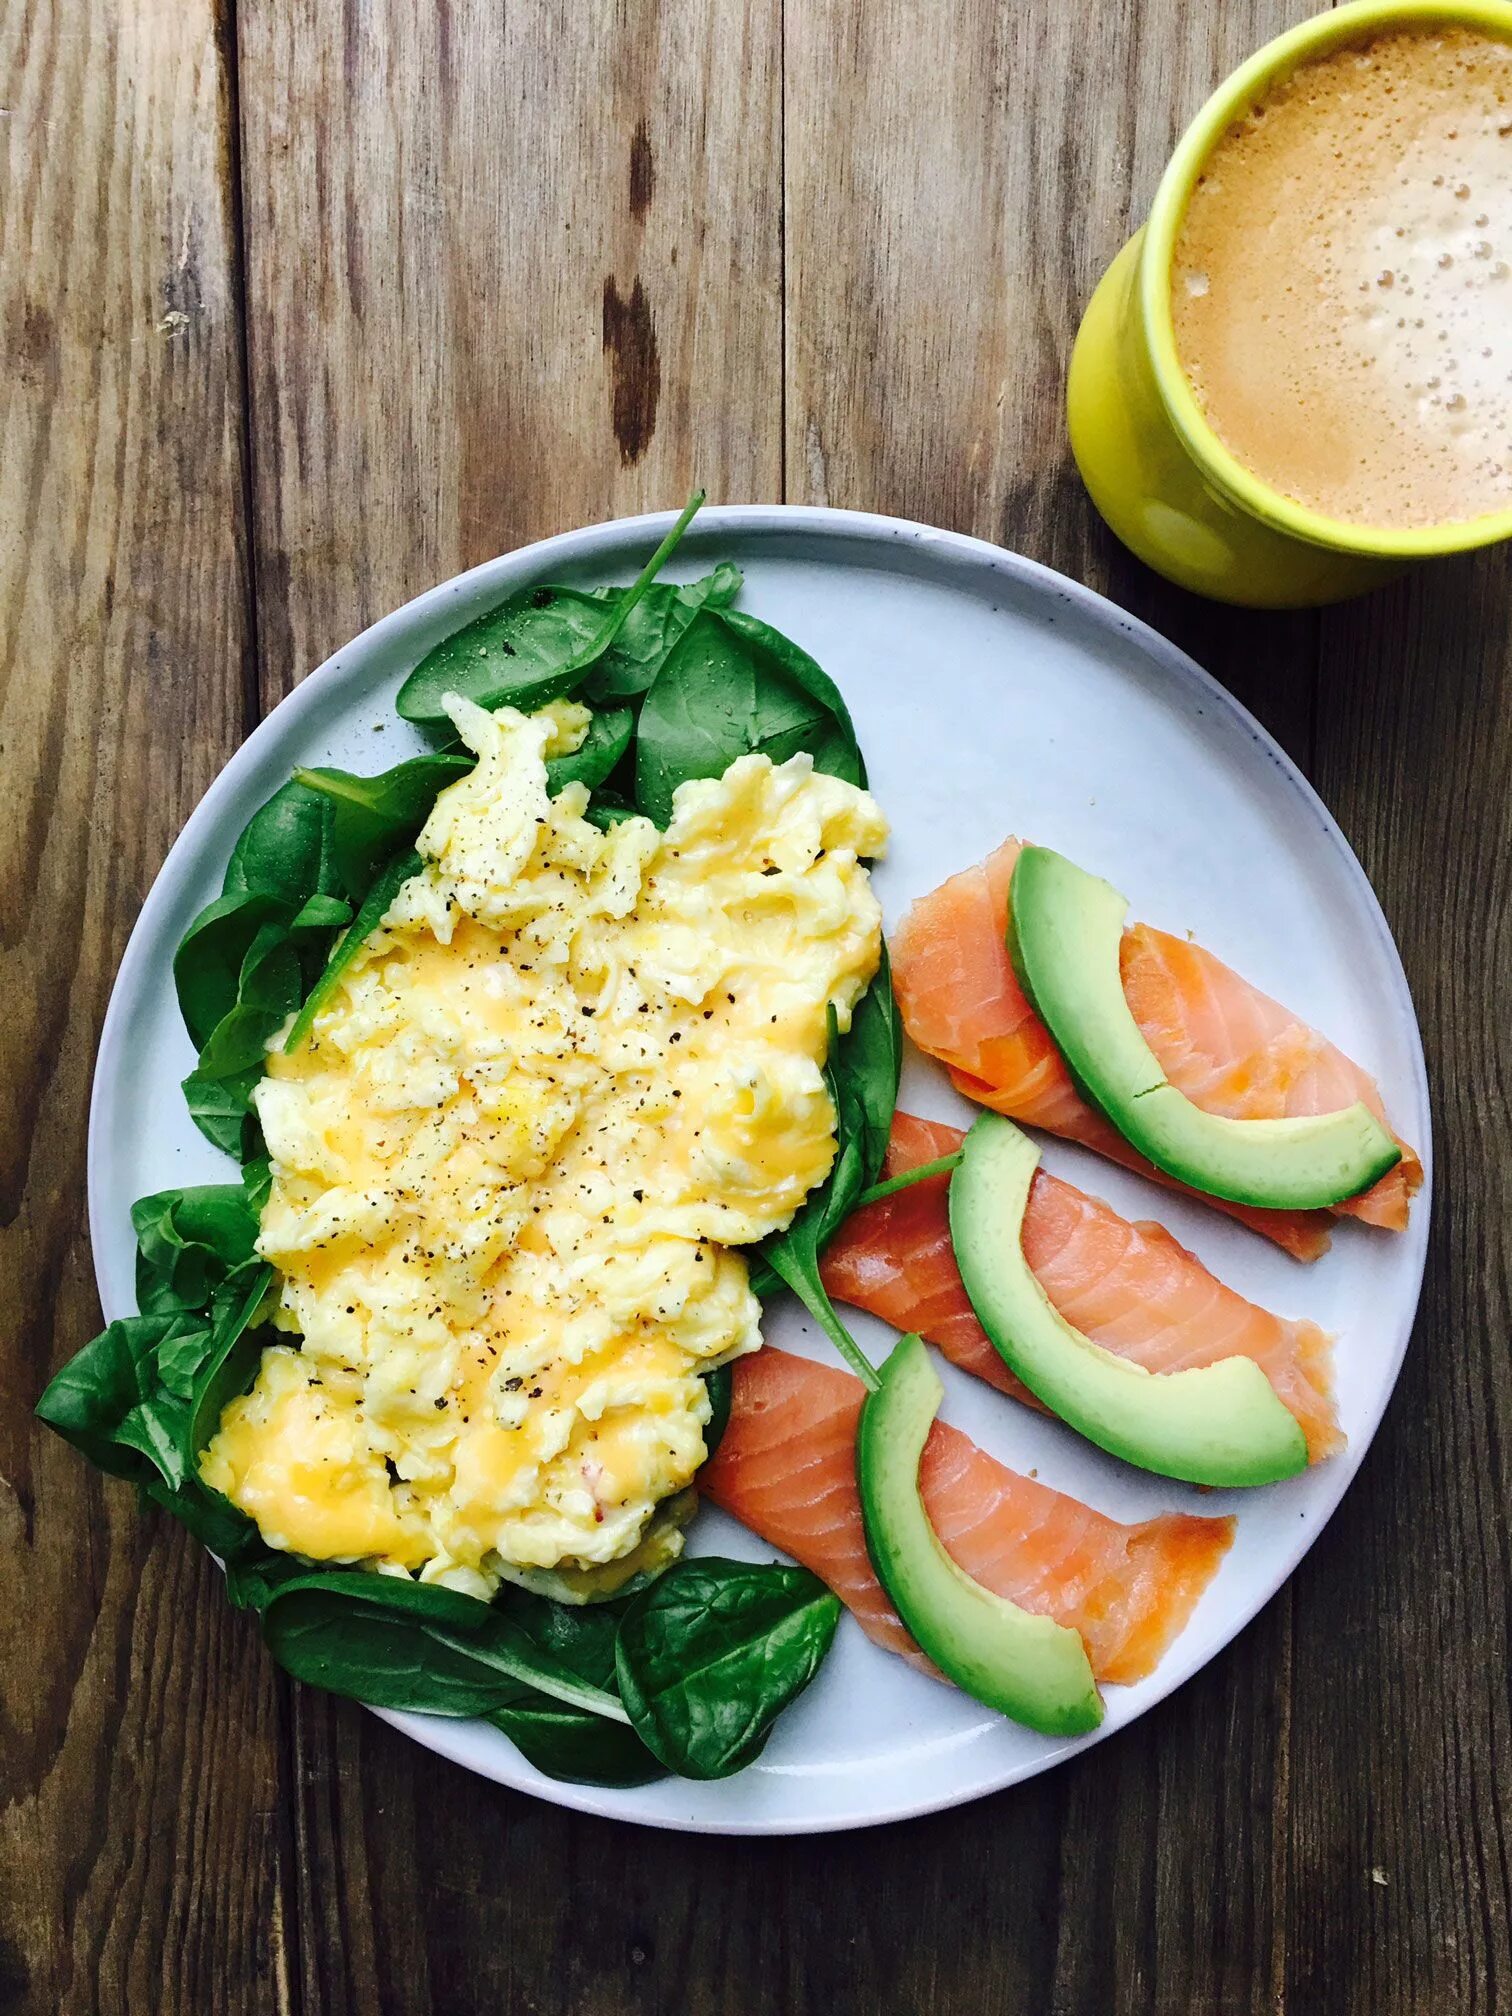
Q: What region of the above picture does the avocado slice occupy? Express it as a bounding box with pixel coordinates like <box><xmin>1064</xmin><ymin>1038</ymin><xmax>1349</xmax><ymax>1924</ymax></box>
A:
<box><xmin>951</xmin><ymin>1114</ymin><xmax>1308</xmax><ymax>1486</ymax></box>
<box><xmin>857</xmin><ymin>1332</ymin><xmax>1102</xmax><ymax>1736</ymax></box>
<box><xmin>1007</xmin><ymin>847</ymin><xmax>1401</xmax><ymax>1210</ymax></box>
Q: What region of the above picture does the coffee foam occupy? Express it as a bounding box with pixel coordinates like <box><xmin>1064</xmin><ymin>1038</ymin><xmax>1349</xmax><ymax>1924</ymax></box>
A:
<box><xmin>1172</xmin><ymin>27</ymin><xmax>1512</xmax><ymax>530</ymax></box>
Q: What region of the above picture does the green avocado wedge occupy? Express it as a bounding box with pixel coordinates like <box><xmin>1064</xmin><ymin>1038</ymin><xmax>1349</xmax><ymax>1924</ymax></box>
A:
<box><xmin>857</xmin><ymin>1332</ymin><xmax>1102</xmax><ymax>1737</ymax></box>
<box><xmin>951</xmin><ymin>1115</ymin><xmax>1308</xmax><ymax>1487</ymax></box>
<box><xmin>1007</xmin><ymin>847</ymin><xmax>1401</xmax><ymax>1211</ymax></box>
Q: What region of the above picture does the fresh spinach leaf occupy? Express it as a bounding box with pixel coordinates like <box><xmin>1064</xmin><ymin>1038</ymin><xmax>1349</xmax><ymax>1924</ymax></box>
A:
<box><xmin>702</xmin><ymin>1363</ymin><xmax>733</xmax><ymax>1459</ymax></box>
<box><xmin>238</xmin><ymin>1569</ymin><xmax>662</xmax><ymax>1781</ymax></box>
<box><xmin>545</xmin><ymin>706</ymin><xmax>634</xmax><ymax>795</ymax></box>
<box><xmin>177</xmin><ymin>892</ymin><xmax>352</xmax><ymax>1156</ymax></box>
<box><xmin>181</xmin><ymin>1066</ymin><xmax>267</xmax><ymax>1160</ymax></box>
<box><xmin>580</xmin><ymin>561</ymin><xmax>742</xmax><ymax>704</ymax></box>
<box><xmin>498</xmin><ymin>1587</ymin><xmax>626</xmax><ymax>1682</ymax></box>
<box><xmin>484</xmin><ymin>1591</ymin><xmax>666</xmax><ymax>1784</ymax></box>
<box><xmin>395</xmin><ymin>587</ymin><xmax>628</xmax><ymax>733</ymax></box>
<box><xmin>488</xmin><ymin>1696</ymin><xmax>666</xmax><ymax>1787</ymax></box>
<box><xmin>222</xmin><ymin>777</ymin><xmax>346</xmax><ymax>904</ymax></box>
<box><xmin>420</xmin><ymin>1615</ymin><xmax>628</xmax><ymax>1721</ymax></box>
<box><xmin>183</xmin><ymin>1260</ymin><xmax>275</xmax><ymax>1468</ymax></box>
<box><xmin>829</xmin><ymin>942</ymin><xmax>902</xmax><ymax>1196</ymax></box>
<box><xmin>396</xmin><ymin>495</ymin><xmax>706</xmax><ymax>734</ymax></box>
<box><xmin>191</xmin><ymin>921</ymin><xmax>302</xmax><ymax>1077</ymax></box>
<box><xmin>236</xmin><ymin>1563</ymin><xmax>495</xmax><ymax>1629</ymax></box>
<box><xmin>633</xmin><ymin>607</ymin><xmax>863</xmax><ymax>827</ymax></box>
<box><xmin>261</xmin><ymin>1588</ymin><xmax>529</xmax><ymax>1717</ymax></box>
<box><xmin>242</xmin><ymin>1155</ymin><xmax>273</xmax><ymax>1216</ymax></box>
<box><xmin>131</xmin><ymin>1184</ymin><xmax>261</xmax><ymax>1316</ymax></box>
<box><xmin>615</xmin><ymin>1558</ymin><xmax>840</xmax><ymax>1779</ymax></box>
<box><xmin>253</xmin><ymin>1570</ymin><xmax>632</xmax><ymax>1728</ymax></box>
<box><xmin>144</xmin><ymin>1471</ymin><xmax>270</xmax><ymax>1568</ymax></box>
<box><xmin>758</xmin><ymin>955</ymin><xmax>900</xmax><ymax>1390</ymax></box>
<box><xmin>36</xmin><ymin>1309</ymin><xmax>213</xmax><ymax>1488</ymax></box>
<box><xmin>584</xmin><ymin>797</ymin><xmax>640</xmax><ymax>832</ymax></box>
<box><xmin>283</xmin><ymin>847</ymin><xmax>420</xmax><ymax>1055</ymax></box>
<box><xmin>173</xmin><ymin>890</ymin><xmax>293</xmax><ymax>1053</ymax></box>
<box><xmin>293</xmin><ymin>755</ymin><xmax>474</xmax><ymax>896</ymax></box>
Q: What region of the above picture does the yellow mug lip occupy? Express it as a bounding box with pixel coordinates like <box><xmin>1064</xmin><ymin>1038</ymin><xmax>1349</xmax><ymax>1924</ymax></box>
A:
<box><xmin>1141</xmin><ymin>0</ymin><xmax>1512</xmax><ymax>560</ymax></box>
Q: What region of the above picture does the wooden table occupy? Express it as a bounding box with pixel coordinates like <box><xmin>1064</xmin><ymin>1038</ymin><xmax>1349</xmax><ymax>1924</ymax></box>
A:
<box><xmin>5</xmin><ymin>2</ymin><xmax>1509</xmax><ymax>2010</ymax></box>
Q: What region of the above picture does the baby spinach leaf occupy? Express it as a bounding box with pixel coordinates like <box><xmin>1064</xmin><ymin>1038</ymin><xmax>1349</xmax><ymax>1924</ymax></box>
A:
<box><xmin>395</xmin><ymin>587</ymin><xmax>629</xmax><ymax>733</ymax></box>
<box><xmin>253</xmin><ymin>1570</ymin><xmax>632</xmax><ymax>1728</ymax></box>
<box><xmin>183</xmin><ymin>1260</ymin><xmax>275</xmax><ymax>1468</ymax></box>
<box><xmin>396</xmin><ymin>495</ymin><xmax>705</xmax><ymax>733</ymax></box>
<box><xmin>222</xmin><ymin>777</ymin><xmax>345</xmax><ymax>904</ymax></box>
<box><xmin>584</xmin><ymin>798</ymin><xmax>640</xmax><ymax>832</ymax></box>
<box><xmin>283</xmin><ymin>848</ymin><xmax>420</xmax><ymax>1056</ymax></box>
<box><xmin>482</xmin><ymin>1588</ymin><xmax>665</xmax><ymax>1783</ymax></box>
<box><xmin>828</xmin><ymin>943</ymin><xmax>902</xmax><ymax>1199</ymax></box>
<box><xmin>236</xmin><ymin>1563</ymin><xmax>496</xmax><ymax>1629</ymax></box>
<box><xmin>181</xmin><ymin>1067</ymin><xmax>266</xmax><ymax>1160</ymax></box>
<box><xmin>615</xmin><ymin>1558</ymin><xmax>840</xmax><ymax>1779</ymax></box>
<box><xmin>702</xmin><ymin>1363</ymin><xmax>733</xmax><ymax>1459</ymax></box>
<box><xmin>143</xmin><ymin>1471</ymin><xmax>270</xmax><ymax>1566</ymax></box>
<box><xmin>489</xmin><ymin>1698</ymin><xmax>667</xmax><ymax>1787</ymax></box>
<box><xmin>131</xmin><ymin>1184</ymin><xmax>262</xmax><ymax>1316</ymax></box>
<box><xmin>545</xmin><ymin>706</ymin><xmax>634</xmax><ymax>795</ymax></box>
<box><xmin>173</xmin><ymin>890</ymin><xmax>292</xmax><ymax>1052</ymax></box>
<box><xmin>293</xmin><ymin>754</ymin><xmax>473</xmax><ymax>897</ymax></box>
<box><xmin>758</xmin><ymin>957</ymin><xmax>900</xmax><ymax>1391</ymax></box>
<box><xmin>242</xmin><ymin>1155</ymin><xmax>273</xmax><ymax>1216</ymax></box>
<box><xmin>497</xmin><ymin>1587</ymin><xmax>626</xmax><ymax>1682</ymax></box>
<box><xmin>35</xmin><ymin>1310</ymin><xmax>213</xmax><ymax>1489</ymax></box>
<box><xmin>192</xmin><ymin>921</ymin><xmax>302</xmax><ymax>1076</ymax></box>
<box><xmin>419</xmin><ymin>1616</ymin><xmax>629</xmax><ymax>1721</ymax></box>
<box><xmin>290</xmin><ymin>892</ymin><xmax>355</xmax><ymax>933</ymax></box>
<box><xmin>40</xmin><ymin>1157</ymin><xmax>280</xmax><ymax>1491</ymax></box>
<box><xmin>580</xmin><ymin>561</ymin><xmax>743</xmax><ymax>704</ymax></box>
<box><xmin>633</xmin><ymin>607</ymin><xmax>863</xmax><ymax>827</ymax></box>
<box><xmin>261</xmin><ymin>1589</ymin><xmax>529</xmax><ymax>1717</ymax></box>
<box><xmin>178</xmin><ymin>891</ymin><xmax>353</xmax><ymax>1156</ymax></box>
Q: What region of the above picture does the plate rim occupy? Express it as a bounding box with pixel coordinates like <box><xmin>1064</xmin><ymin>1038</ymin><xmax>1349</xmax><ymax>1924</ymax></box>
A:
<box><xmin>86</xmin><ymin>503</ymin><xmax>1432</xmax><ymax>1834</ymax></box>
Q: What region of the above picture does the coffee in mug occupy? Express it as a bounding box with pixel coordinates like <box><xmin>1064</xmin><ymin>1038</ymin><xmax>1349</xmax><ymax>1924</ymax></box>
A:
<box><xmin>1171</xmin><ymin>26</ymin><xmax>1512</xmax><ymax>530</ymax></box>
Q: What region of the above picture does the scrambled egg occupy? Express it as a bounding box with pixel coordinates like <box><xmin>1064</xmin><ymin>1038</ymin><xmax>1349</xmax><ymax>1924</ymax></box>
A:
<box><xmin>200</xmin><ymin>694</ymin><xmax>886</xmax><ymax>1597</ymax></box>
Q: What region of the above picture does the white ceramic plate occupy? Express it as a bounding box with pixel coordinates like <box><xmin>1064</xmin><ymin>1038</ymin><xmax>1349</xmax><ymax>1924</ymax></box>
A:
<box><xmin>89</xmin><ymin>507</ymin><xmax>1431</xmax><ymax>1834</ymax></box>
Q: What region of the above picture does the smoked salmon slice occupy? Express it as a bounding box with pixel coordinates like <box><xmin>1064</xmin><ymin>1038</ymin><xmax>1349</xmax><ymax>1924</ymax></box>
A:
<box><xmin>701</xmin><ymin>1346</ymin><xmax>1234</xmax><ymax>1687</ymax></box>
<box><xmin>891</xmin><ymin>838</ymin><xmax>1421</xmax><ymax>1255</ymax></box>
<box><xmin>820</xmin><ymin>1114</ymin><xmax>1343</xmax><ymax>1464</ymax></box>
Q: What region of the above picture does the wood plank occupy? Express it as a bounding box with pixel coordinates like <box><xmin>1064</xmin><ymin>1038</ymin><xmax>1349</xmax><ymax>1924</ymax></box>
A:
<box><xmin>231</xmin><ymin>5</ymin><xmax>785</xmax><ymax>2012</ymax></box>
<box><xmin>1291</xmin><ymin>556</ymin><xmax>1512</xmax><ymax>2013</ymax></box>
<box><xmin>0</xmin><ymin>4</ymin><xmax>291</xmax><ymax>2014</ymax></box>
<box><xmin>237</xmin><ymin>0</ymin><xmax>783</xmax><ymax>710</ymax></box>
<box><xmin>783</xmin><ymin>0</ymin><xmax>1324</xmax><ymax>764</ymax></box>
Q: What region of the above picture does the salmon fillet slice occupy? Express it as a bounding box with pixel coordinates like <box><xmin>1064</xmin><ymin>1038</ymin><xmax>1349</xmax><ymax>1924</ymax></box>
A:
<box><xmin>891</xmin><ymin>838</ymin><xmax>1421</xmax><ymax>1252</ymax></box>
<box><xmin>820</xmin><ymin>1113</ymin><xmax>1343</xmax><ymax>1464</ymax></box>
<box><xmin>701</xmin><ymin>1346</ymin><xmax>1234</xmax><ymax>1687</ymax></box>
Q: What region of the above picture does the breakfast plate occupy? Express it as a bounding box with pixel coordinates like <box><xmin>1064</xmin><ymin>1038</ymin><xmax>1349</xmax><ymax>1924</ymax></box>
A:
<box><xmin>85</xmin><ymin>506</ymin><xmax>1430</xmax><ymax>1833</ymax></box>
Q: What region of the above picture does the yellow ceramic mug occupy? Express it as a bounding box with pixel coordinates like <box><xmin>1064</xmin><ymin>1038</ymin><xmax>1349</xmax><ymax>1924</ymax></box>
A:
<box><xmin>1067</xmin><ymin>0</ymin><xmax>1512</xmax><ymax>607</ymax></box>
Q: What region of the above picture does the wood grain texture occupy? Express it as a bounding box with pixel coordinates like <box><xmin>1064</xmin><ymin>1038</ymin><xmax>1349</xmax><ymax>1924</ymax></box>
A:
<box><xmin>0</xmin><ymin>3</ymin><xmax>293</xmax><ymax>2013</ymax></box>
<box><xmin>784</xmin><ymin>0</ymin><xmax>1327</xmax><ymax>764</ymax></box>
<box><xmin>5</xmin><ymin>0</ymin><xmax>1510</xmax><ymax>2010</ymax></box>
<box><xmin>1290</xmin><ymin>556</ymin><xmax>1512</xmax><ymax>2013</ymax></box>
<box><xmin>235</xmin><ymin>0</ymin><xmax>782</xmax><ymax>707</ymax></box>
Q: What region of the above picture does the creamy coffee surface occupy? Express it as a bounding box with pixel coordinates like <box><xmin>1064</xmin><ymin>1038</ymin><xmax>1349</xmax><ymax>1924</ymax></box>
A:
<box><xmin>1172</xmin><ymin>27</ymin><xmax>1512</xmax><ymax>529</ymax></box>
